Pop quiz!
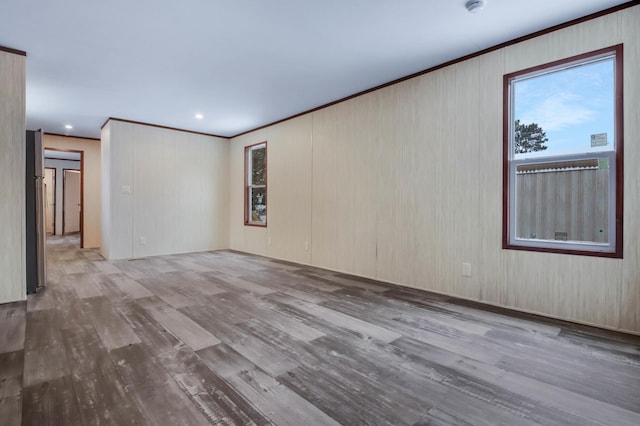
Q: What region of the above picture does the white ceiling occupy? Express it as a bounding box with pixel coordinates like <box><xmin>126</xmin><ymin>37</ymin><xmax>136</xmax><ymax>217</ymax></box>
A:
<box><xmin>0</xmin><ymin>0</ymin><xmax>630</xmax><ymax>139</ymax></box>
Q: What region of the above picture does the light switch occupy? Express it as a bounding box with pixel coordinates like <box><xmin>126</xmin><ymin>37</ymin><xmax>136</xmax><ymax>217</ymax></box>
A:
<box><xmin>462</xmin><ymin>263</ymin><xmax>472</xmax><ymax>277</ymax></box>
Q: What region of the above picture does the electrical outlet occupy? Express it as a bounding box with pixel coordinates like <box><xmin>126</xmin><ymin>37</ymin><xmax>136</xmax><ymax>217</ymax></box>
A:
<box><xmin>121</xmin><ymin>185</ymin><xmax>131</xmax><ymax>194</ymax></box>
<box><xmin>267</xmin><ymin>237</ymin><xmax>272</xmax><ymax>246</ymax></box>
<box><xmin>139</xmin><ymin>236</ymin><xmax>146</xmax><ymax>245</ymax></box>
<box><xmin>462</xmin><ymin>262</ymin><xmax>472</xmax><ymax>277</ymax></box>
<box><xmin>304</xmin><ymin>241</ymin><xmax>309</xmax><ymax>251</ymax></box>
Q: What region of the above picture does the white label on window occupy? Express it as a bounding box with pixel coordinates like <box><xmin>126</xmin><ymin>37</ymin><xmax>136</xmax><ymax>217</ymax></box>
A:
<box><xmin>591</xmin><ymin>133</ymin><xmax>608</xmax><ymax>147</ymax></box>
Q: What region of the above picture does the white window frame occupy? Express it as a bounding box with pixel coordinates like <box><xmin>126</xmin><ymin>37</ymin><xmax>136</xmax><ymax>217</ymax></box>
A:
<box><xmin>245</xmin><ymin>142</ymin><xmax>267</xmax><ymax>226</ymax></box>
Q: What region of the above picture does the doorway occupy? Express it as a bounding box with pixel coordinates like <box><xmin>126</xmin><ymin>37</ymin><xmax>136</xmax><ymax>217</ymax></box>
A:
<box><xmin>44</xmin><ymin>148</ymin><xmax>84</xmax><ymax>247</ymax></box>
<box><xmin>63</xmin><ymin>169</ymin><xmax>81</xmax><ymax>234</ymax></box>
<box><xmin>44</xmin><ymin>167</ymin><xmax>56</xmax><ymax>234</ymax></box>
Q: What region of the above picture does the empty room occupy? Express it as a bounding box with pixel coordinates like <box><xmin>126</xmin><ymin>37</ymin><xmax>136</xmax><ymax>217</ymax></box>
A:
<box><xmin>1</xmin><ymin>1</ymin><xmax>639</xmax><ymax>425</ymax></box>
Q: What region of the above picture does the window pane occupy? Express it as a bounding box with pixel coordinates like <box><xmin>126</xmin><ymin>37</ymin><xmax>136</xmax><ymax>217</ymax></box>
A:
<box><xmin>513</xmin><ymin>57</ymin><xmax>614</xmax><ymax>159</ymax></box>
<box><xmin>249</xmin><ymin>187</ymin><xmax>267</xmax><ymax>224</ymax></box>
<box><xmin>251</xmin><ymin>147</ymin><xmax>266</xmax><ymax>185</ymax></box>
<box><xmin>515</xmin><ymin>159</ymin><xmax>609</xmax><ymax>245</ymax></box>
<box><xmin>505</xmin><ymin>46</ymin><xmax>621</xmax><ymax>257</ymax></box>
<box><xmin>245</xmin><ymin>143</ymin><xmax>267</xmax><ymax>227</ymax></box>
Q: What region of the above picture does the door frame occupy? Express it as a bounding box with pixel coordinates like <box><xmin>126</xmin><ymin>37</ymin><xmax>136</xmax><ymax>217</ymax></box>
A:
<box><xmin>44</xmin><ymin>148</ymin><xmax>84</xmax><ymax>248</ymax></box>
<box><xmin>62</xmin><ymin>169</ymin><xmax>81</xmax><ymax>236</ymax></box>
<box><xmin>44</xmin><ymin>167</ymin><xmax>56</xmax><ymax>235</ymax></box>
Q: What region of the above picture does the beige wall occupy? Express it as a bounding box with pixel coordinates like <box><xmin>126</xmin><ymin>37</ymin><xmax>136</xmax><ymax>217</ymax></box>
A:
<box><xmin>228</xmin><ymin>117</ymin><xmax>314</xmax><ymax>264</ymax></box>
<box><xmin>0</xmin><ymin>49</ymin><xmax>26</xmax><ymax>304</ymax></box>
<box><xmin>101</xmin><ymin>119</ymin><xmax>229</xmax><ymax>260</ymax></box>
<box><xmin>266</xmin><ymin>115</ymin><xmax>313</xmax><ymax>265</ymax></box>
<box><xmin>229</xmin><ymin>6</ymin><xmax>640</xmax><ymax>334</ymax></box>
<box><xmin>43</xmin><ymin>134</ymin><xmax>101</xmax><ymax>248</ymax></box>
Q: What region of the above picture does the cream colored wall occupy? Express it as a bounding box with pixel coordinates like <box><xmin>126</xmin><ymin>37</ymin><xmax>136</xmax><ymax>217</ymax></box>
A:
<box><xmin>102</xmin><ymin>120</ymin><xmax>133</xmax><ymax>259</ymax></box>
<box><xmin>0</xmin><ymin>49</ymin><xmax>26</xmax><ymax>304</ymax></box>
<box><xmin>228</xmin><ymin>116</ymin><xmax>314</xmax><ymax>264</ymax></box>
<box><xmin>100</xmin><ymin>123</ymin><xmax>111</xmax><ymax>259</ymax></box>
<box><xmin>43</xmin><ymin>134</ymin><xmax>101</xmax><ymax>248</ymax></box>
<box><xmin>101</xmin><ymin>120</ymin><xmax>229</xmax><ymax>260</ymax></box>
<box><xmin>312</xmin><ymin>95</ymin><xmax>379</xmax><ymax>278</ymax></box>
<box><xmin>229</xmin><ymin>6</ymin><xmax>640</xmax><ymax>334</ymax></box>
<box><xmin>619</xmin><ymin>3</ymin><xmax>640</xmax><ymax>337</ymax></box>
<box><xmin>266</xmin><ymin>115</ymin><xmax>313</xmax><ymax>264</ymax></box>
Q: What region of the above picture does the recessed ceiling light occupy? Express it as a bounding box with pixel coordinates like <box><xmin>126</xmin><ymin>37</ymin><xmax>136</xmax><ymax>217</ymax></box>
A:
<box><xmin>64</xmin><ymin>124</ymin><xmax>73</xmax><ymax>129</ymax></box>
<box><xmin>195</xmin><ymin>114</ymin><xmax>203</xmax><ymax>120</ymax></box>
<box><xmin>465</xmin><ymin>0</ymin><xmax>486</xmax><ymax>14</ymax></box>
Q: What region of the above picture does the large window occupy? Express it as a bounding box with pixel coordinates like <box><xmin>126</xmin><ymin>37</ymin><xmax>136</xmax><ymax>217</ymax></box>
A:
<box><xmin>503</xmin><ymin>45</ymin><xmax>623</xmax><ymax>257</ymax></box>
<box><xmin>245</xmin><ymin>142</ymin><xmax>267</xmax><ymax>226</ymax></box>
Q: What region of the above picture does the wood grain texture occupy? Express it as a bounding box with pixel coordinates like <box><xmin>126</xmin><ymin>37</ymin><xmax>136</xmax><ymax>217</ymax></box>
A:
<box><xmin>101</xmin><ymin>120</ymin><xmax>229</xmax><ymax>260</ymax></box>
<box><xmin>617</xmin><ymin>5</ymin><xmax>640</xmax><ymax>334</ymax></box>
<box><xmin>0</xmin><ymin>49</ymin><xmax>26</xmax><ymax>304</ymax></box>
<box><xmin>228</xmin><ymin>6</ymin><xmax>640</xmax><ymax>334</ymax></box>
<box><xmin>0</xmin><ymin>303</ymin><xmax>26</xmax><ymax>353</ymax></box>
<box><xmin>267</xmin><ymin>292</ymin><xmax>401</xmax><ymax>343</ymax></box>
<box><xmin>0</xmin><ymin>343</ymin><xmax>24</xmax><ymax>426</ymax></box>
<box><xmin>0</xmin><ymin>376</ymin><xmax>22</xmax><ymax>426</ymax></box>
<box><xmin>264</xmin><ymin>114</ymin><xmax>313</xmax><ymax>265</ymax></box>
<box><xmin>82</xmin><ymin>296</ymin><xmax>141</xmax><ymax>350</ymax></box>
<box><xmin>148</xmin><ymin>304</ymin><xmax>221</xmax><ymax>351</ymax></box>
<box><xmin>226</xmin><ymin>367</ymin><xmax>341</xmax><ymax>426</ymax></box>
<box><xmin>101</xmin><ymin>120</ymin><xmax>134</xmax><ymax>259</ymax></box>
<box><xmin>311</xmin><ymin>93</ymin><xmax>379</xmax><ymax>278</ymax></box>
<box><xmin>99</xmin><ymin>122</ymin><xmax>112</xmax><ymax>259</ymax></box>
<box><xmin>6</xmin><ymin>235</ymin><xmax>638</xmax><ymax>425</ymax></box>
<box><xmin>22</xmin><ymin>309</ymin><xmax>70</xmax><ymax>387</ymax></box>
<box><xmin>22</xmin><ymin>376</ymin><xmax>83</xmax><ymax>426</ymax></box>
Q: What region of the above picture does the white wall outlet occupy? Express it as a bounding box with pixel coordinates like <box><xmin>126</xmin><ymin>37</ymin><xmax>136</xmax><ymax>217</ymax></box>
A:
<box><xmin>139</xmin><ymin>236</ymin><xmax>146</xmax><ymax>245</ymax></box>
<box><xmin>462</xmin><ymin>262</ymin><xmax>472</xmax><ymax>277</ymax></box>
<box><xmin>121</xmin><ymin>185</ymin><xmax>131</xmax><ymax>194</ymax></box>
<box><xmin>267</xmin><ymin>236</ymin><xmax>272</xmax><ymax>246</ymax></box>
<box><xmin>304</xmin><ymin>241</ymin><xmax>310</xmax><ymax>251</ymax></box>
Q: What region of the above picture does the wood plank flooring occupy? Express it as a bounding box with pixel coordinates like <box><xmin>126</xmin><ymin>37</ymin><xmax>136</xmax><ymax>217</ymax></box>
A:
<box><xmin>1</xmin><ymin>235</ymin><xmax>639</xmax><ymax>425</ymax></box>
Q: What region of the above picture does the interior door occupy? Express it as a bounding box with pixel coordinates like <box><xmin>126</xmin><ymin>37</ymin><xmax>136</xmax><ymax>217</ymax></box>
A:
<box><xmin>63</xmin><ymin>169</ymin><xmax>81</xmax><ymax>234</ymax></box>
<box><xmin>44</xmin><ymin>167</ymin><xmax>55</xmax><ymax>234</ymax></box>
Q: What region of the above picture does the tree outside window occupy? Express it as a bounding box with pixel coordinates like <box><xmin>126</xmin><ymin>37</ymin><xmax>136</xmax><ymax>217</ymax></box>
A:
<box><xmin>245</xmin><ymin>143</ymin><xmax>267</xmax><ymax>226</ymax></box>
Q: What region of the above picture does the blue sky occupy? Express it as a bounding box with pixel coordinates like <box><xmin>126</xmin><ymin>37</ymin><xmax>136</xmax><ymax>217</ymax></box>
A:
<box><xmin>513</xmin><ymin>57</ymin><xmax>614</xmax><ymax>158</ymax></box>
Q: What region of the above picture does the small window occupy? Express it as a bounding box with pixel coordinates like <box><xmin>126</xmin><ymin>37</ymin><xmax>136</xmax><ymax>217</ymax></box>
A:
<box><xmin>245</xmin><ymin>142</ymin><xmax>267</xmax><ymax>226</ymax></box>
<box><xmin>503</xmin><ymin>45</ymin><xmax>623</xmax><ymax>257</ymax></box>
